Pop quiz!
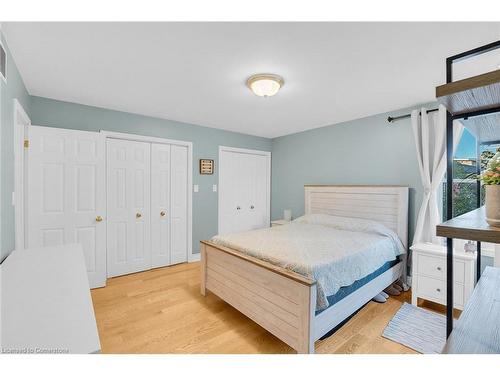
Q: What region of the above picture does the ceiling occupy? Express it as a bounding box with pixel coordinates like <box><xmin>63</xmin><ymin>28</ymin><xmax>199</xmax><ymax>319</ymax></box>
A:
<box><xmin>3</xmin><ymin>22</ymin><xmax>500</xmax><ymax>138</ymax></box>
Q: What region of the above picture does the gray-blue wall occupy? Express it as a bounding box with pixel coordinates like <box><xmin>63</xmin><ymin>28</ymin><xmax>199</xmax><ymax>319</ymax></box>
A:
<box><xmin>4</xmin><ymin>94</ymin><xmax>426</xmax><ymax>260</ymax></box>
<box><xmin>29</xmin><ymin>96</ymin><xmax>272</xmax><ymax>255</ymax></box>
<box><xmin>1</xmin><ymin>28</ymin><xmax>427</xmax><ymax>261</ymax></box>
<box><xmin>0</xmin><ymin>31</ymin><xmax>31</xmax><ymax>262</ymax></box>
<box><xmin>270</xmin><ymin>106</ymin><xmax>428</xmax><ymax>247</ymax></box>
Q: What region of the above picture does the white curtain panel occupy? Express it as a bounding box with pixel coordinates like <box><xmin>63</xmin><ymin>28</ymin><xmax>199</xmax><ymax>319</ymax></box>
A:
<box><xmin>412</xmin><ymin>104</ymin><xmax>463</xmax><ymax>245</ymax></box>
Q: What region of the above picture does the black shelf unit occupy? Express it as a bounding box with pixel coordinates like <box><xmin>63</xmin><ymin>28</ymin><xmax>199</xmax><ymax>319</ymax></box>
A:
<box><xmin>442</xmin><ymin>40</ymin><xmax>500</xmax><ymax>338</ymax></box>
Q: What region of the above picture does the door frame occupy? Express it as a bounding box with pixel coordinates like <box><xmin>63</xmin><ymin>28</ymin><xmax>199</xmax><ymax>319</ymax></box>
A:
<box><xmin>218</xmin><ymin>146</ymin><xmax>271</xmax><ymax>235</ymax></box>
<box><xmin>101</xmin><ymin>131</ymin><xmax>195</xmax><ymax>262</ymax></box>
<box><xmin>13</xmin><ymin>99</ymin><xmax>31</xmax><ymax>251</ymax></box>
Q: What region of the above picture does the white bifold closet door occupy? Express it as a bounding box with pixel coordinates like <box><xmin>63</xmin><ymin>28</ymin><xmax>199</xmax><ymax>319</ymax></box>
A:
<box><xmin>107</xmin><ymin>140</ymin><xmax>189</xmax><ymax>277</ymax></box>
<box><xmin>219</xmin><ymin>148</ymin><xmax>270</xmax><ymax>235</ymax></box>
<box><xmin>26</xmin><ymin>126</ymin><xmax>106</xmax><ymax>288</ymax></box>
<box><xmin>150</xmin><ymin>143</ymin><xmax>171</xmax><ymax>268</ymax></box>
<box><xmin>241</xmin><ymin>152</ymin><xmax>269</xmax><ymax>230</ymax></box>
<box><xmin>151</xmin><ymin>143</ymin><xmax>189</xmax><ymax>267</ymax></box>
<box><xmin>169</xmin><ymin>145</ymin><xmax>189</xmax><ymax>265</ymax></box>
<box><xmin>106</xmin><ymin>139</ymin><xmax>151</xmax><ymax>277</ymax></box>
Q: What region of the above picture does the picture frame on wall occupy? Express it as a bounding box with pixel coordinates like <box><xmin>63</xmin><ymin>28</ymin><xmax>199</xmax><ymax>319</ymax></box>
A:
<box><xmin>199</xmin><ymin>159</ymin><xmax>214</xmax><ymax>174</ymax></box>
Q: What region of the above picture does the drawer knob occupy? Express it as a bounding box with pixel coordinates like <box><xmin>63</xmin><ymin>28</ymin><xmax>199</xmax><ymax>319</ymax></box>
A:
<box><xmin>436</xmin><ymin>288</ymin><xmax>441</xmax><ymax>292</ymax></box>
<box><xmin>437</xmin><ymin>266</ymin><xmax>442</xmax><ymax>271</ymax></box>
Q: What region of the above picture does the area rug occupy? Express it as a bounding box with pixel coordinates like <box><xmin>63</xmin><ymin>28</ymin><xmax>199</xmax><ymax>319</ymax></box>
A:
<box><xmin>382</xmin><ymin>302</ymin><xmax>447</xmax><ymax>354</ymax></box>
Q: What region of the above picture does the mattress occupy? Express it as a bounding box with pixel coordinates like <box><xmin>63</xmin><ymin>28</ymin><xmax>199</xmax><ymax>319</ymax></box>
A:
<box><xmin>316</xmin><ymin>258</ymin><xmax>400</xmax><ymax>315</ymax></box>
<box><xmin>211</xmin><ymin>214</ymin><xmax>406</xmax><ymax>310</ymax></box>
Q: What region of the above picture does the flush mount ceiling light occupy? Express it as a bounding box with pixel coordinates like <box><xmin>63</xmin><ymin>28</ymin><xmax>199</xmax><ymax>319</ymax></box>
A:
<box><xmin>246</xmin><ymin>74</ymin><xmax>284</xmax><ymax>97</ymax></box>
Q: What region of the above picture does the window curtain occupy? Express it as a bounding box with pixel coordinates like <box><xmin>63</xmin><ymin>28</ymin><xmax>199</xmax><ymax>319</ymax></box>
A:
<box><xmin>412</xmin><ymin>104</ymin><xmax>463</xmax><ymax>245</ymax></box>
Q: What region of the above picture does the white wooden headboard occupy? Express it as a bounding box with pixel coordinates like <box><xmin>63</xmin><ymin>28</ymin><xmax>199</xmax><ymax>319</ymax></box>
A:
<box><xmin>304</xmin><ymin>185</ymin><xmax>409</xmax><ymax>248</ymax></box>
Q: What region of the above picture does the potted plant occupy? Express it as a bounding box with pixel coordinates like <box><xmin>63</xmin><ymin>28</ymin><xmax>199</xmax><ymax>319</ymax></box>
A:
<box><xmin>480</xmin><ymin>151</ymin><xmax>500</xmax><ymax>227</ymax></box>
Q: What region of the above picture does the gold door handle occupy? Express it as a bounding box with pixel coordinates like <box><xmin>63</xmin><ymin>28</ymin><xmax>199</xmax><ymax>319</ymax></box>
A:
<box><xmin>160</xmin><ymin>211</ymin><xmax>166</xmax><ymax>217</ymax></box>
<box><xmin>95</xmin><ymin>216</ymin><xmax>103</xmax><ymax>222</ymax></box>
<box><xmin>136</xmin><ymin>213</ymin><xmax>142</xmax><ymax>218</ymax></box>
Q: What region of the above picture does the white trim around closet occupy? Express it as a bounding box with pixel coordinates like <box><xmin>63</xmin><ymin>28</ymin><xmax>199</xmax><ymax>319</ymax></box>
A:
<box><xmin>100</xmin><ymin>131</ymin><xmax>192</xmax><ymax>148</ymax></box>
<box><xmin>100</xmin><ymin>131</ymin><xmax>195</xmax><ymax>262</ymax></box>
<box><xmin>217</xmin><ymin>145</ymin><xmax>271</xmax><ymax>235</ymax></box>
<box><xmin>13</xmin><ymin>99</ymin><xmax>31</xmax><ymax>251</ymax></box>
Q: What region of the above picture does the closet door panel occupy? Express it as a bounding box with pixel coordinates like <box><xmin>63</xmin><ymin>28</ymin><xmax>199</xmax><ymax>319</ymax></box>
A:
<box><xmin>26</xmin><ymin>126</ymin><xmax>106</xmax><ymax>288</ymax></box>
<box><xmin>232</xmin><ymin>152</ymin><xmax>249</xmax><ymax>233</ymax></box>
<box><xmin>219</xmin><ymin>148</ymin><xmax>270</xmax><ymax>235</ymax></box>
<box><xmin>219</xmin><ymin>151</ymin><xmax>245</xmax><ymax>234</ymax></box>
<box><xmin>106</xmin><ymin>139</ymin><xmax>129</xmax><ymax>277</ymax></box>
<box><xmin>248</xmin><ymin>154</ymin><xmax>269</xmax><ymax>230</ymax></box>
<box><xmin>132</xmin><ymin>141</ymin><xmax>151</xmax><ymax>269</ymax></box>
<box><xmin>151</xmin><ymin>143</ymin><xmax>171</xmax><ymax>268</ymax></box>
<box><xmin>218</xmin><ymin>150</ymin><xmax>230</xmax><ymax>234</ymax></box>
<box><xmin>170</xmin><ymin>145</ymin><xmax>188</xmax><ymax>265</ymax></box>
<box><xmin>107</xmin><ymin>139</ymin><xmax>151</xmax><ymax>277</ymax></box>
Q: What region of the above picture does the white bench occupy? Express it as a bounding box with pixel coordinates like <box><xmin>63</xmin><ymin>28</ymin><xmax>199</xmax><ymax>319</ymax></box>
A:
<box><xmin>443</xmin><ymin>266</ymin><xmax>500</xmax><ymax>353</ymax></box>
<box><xmin>1</xmin><ymin>244</ymin><xmax>101</xmax><ymax>354</ymax></box>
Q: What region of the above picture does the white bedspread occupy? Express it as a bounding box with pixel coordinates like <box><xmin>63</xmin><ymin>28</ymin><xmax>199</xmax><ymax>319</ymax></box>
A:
<box><xmin>211</xmin><ymin>214</ymin><xmax>406</xmax><ymax>310</ymax></box>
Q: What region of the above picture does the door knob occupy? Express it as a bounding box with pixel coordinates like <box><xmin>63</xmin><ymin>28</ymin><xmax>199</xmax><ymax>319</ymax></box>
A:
<box><xmin>160</xmin><ymin>211</ymin><xmax>166</xmax><ymax>217</ymax></box>
<box><xmin>136</xmin><ymin>213</ymin><xmax>142</xmax><ymax>218</ymax></box>
<box><xmin>95</xmin><ymin>216</ymin><xmax>103</xmax><ymax>222</ymax></box>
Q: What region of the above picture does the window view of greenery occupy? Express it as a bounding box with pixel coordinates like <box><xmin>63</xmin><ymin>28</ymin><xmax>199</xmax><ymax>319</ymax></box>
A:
<box><xmin>442</xmin><ymin>128</ymin><xmax>500</xmax><ymax>219</ymax></box>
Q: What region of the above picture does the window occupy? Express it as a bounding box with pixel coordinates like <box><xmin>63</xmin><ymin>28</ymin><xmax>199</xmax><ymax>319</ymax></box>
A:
<box><xmin>441</xmin><ymin>128</ymin><xmax>500</xmax><ymax>262</ymax></box>
<box><xmin>441</xmin><ymin>129</ymin><xmax>500</xmax><ymax>219</ymax></box>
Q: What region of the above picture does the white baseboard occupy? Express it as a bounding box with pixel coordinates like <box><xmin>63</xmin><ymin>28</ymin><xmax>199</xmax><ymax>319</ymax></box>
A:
<box><xmin>188</xmin><ymin>253</ymin><xmax>201</xmax><ymax>263</ymax></box>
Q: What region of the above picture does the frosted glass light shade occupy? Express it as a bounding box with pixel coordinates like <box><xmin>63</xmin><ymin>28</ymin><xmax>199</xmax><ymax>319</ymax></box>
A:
<box><xmin>247</xmin><ymin>74</ymin><xmax>284</xmax><ymax>97</ymax></box>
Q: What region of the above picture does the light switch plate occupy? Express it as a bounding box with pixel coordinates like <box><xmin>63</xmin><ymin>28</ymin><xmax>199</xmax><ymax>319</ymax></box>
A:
<box><xmin>193</xmin><ymin>185</ymin><xmax>199</xmax><ymax>193</ymax></box>
<box><xmin>212</xmin><ymin>184</ymin><xmax>217</xmax><ymax>192</ymax></box>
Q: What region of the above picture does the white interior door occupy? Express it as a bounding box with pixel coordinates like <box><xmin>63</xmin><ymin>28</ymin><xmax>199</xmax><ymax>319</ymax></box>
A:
<box><xmin>245</xmin><ymin>153</ymin><xmax>269</xmax><ymax>230</ymax></box>
<box><xmin>218</xmin><ymin>149</ymin><xmax>240</xmax><ymax>235</ymax></box>
<box><xmin>170</xmin><ymin>145</ymin><xmax>189</xmax><ymax>265</ymax></box>
<box><xmin>151</xmin><ymin>143</ymin><xmax>171</xmax><ymax>268</ymax></box>
<box><xmin>13</xmin><ymin>99</ymin><xmax>31</xmax><ymax>252</ymax></box>
<box><xmin>106</xmin><ymin>139</ymin><xmax>151</xmax><ymax>277</ymax></box>
<box><xmin>26</xmin><ymin>125</ymin><xmax>106</xmax><ymax>288</ymax></box>
<box><xmin>218</xmin><ymin>147</ymin><xmax>270</xmax><ymax>235</ymax></box>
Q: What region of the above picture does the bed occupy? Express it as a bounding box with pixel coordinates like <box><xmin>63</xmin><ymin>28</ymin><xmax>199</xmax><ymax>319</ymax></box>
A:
<box><xmin>200</xmin><ymin>185</ymin><xmax>409</xmax><ymax>353</ymax></box>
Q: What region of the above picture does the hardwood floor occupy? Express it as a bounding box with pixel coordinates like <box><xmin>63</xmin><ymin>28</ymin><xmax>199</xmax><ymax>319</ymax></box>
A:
<box><xmin>91</xmin><ymin>262</ymin><xmax>443</xmax><ymax>354</ymax></box>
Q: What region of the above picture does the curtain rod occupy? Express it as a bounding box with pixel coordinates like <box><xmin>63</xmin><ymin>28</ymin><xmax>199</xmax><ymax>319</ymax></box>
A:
<box><xmin>387</xmin><ymin>108</ymin><xmax>439</xmax><ymax>123</ymax></box>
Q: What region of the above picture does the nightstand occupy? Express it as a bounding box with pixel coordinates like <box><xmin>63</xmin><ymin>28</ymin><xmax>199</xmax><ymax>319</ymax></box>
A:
<box><xmin>410</xmin><ymin>242</ymin><xmax>476</xmax><ymax>310</ymax></box>
<box><xmin>271</xmin><ymin>219</ymin><xmax>290</xmax><ymax>227</ymax></box>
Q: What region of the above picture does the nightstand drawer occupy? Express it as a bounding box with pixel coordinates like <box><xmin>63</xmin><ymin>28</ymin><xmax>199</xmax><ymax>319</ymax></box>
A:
<box><xmin>417</xmin><ymin>254</ymin><xmax>444</xmax><ymax>279</ymax></box>
<box><xmin>417</xmin><ymin>275</ymin><xmax>464</xmax><ymax>307</ymax></box>
<box><xmin>416</xmin><ymin>254</ymin><xmax>465</xmax><ymax>283</ymax></box>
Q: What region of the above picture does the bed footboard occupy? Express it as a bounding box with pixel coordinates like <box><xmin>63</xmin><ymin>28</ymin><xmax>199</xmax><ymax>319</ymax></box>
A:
<box><xmin>200</xmin><ymin>241</ymin><xmax>317</xmax><ymax>353</ymax></box>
